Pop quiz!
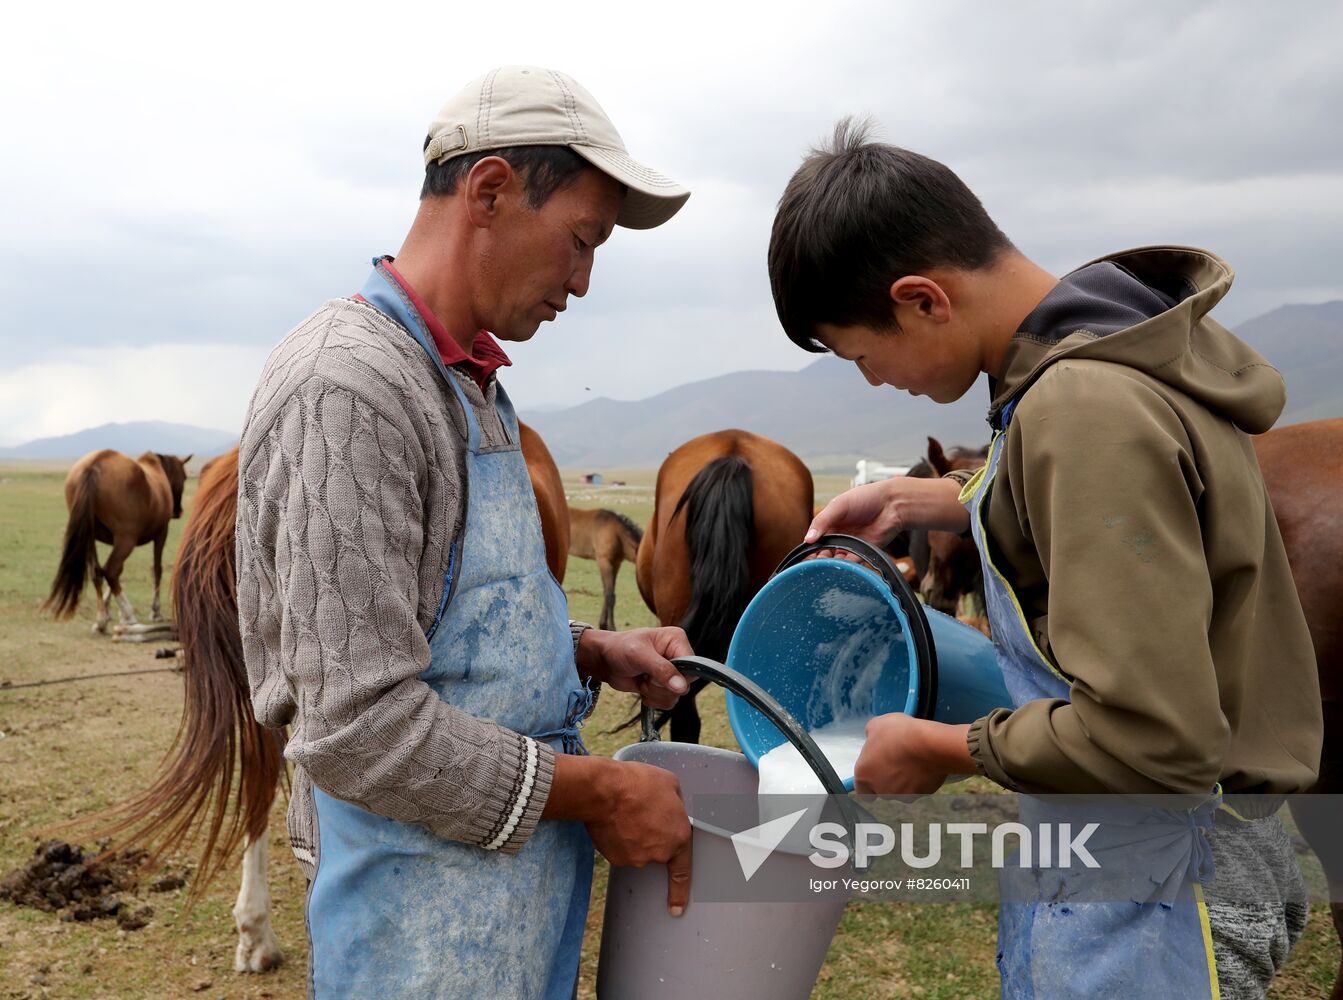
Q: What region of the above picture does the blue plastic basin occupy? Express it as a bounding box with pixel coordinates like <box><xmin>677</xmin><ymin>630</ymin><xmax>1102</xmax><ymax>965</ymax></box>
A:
<box><xmin>724</xmin><ymin>557</ymin><xmax>1010</xmax><ymax>789</ymax></box>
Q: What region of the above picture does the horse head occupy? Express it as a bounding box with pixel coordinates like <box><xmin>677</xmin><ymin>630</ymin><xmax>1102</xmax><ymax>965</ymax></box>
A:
<box><xmin>156</xmin><ymin>453</ymin><xmax>192</xmax><ymax>518</ymax></box>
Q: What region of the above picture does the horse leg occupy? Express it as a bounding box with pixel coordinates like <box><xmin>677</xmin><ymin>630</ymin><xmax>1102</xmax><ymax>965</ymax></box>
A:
<box><xmin>598</xmin><ymin>557</ymin><xmax>618</xmax><ymax>632</ymax></box>
<box><xmin>91</xmin><ymin>561</ymin><xmax>110</xmax><ymax>634</ymax></box>
<box><xmin>104</xmin><ymin>537</ymin><xmax>139</xmax><ymax>627</ymax></box>
<box><xmin>668</xmin><ymin>689</ymin><xmax>703</xmax><ymax>744</ymax></box>
<box><xmin>234</xmin><ymin>832</ymin><xmax>283</xmax><ymax>973</ymax></box>
<box><xmin>150</xmin><ymin>530</ymin><xmax>167</xmax><ymax>621</ymax></box>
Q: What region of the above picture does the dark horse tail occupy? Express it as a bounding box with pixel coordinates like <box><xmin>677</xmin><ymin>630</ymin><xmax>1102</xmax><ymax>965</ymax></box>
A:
<box><xmin>85</xmin><ymin>448</ymin><xmax>285</xmax><ymax>897</ymax></box>
<box><xmin>637</xmin><ymin>455</ymin><xmax>756</xmax><ymax>739</ymax></box>
<box><xmin>44</xmin><ymin>465</ymin><xmax>100</xmax><ymax>618</ymax></box>
<box><xmin>675</xmin><ymin>456</ymin><xmax>755</xmax><ymax>661</ymax></box>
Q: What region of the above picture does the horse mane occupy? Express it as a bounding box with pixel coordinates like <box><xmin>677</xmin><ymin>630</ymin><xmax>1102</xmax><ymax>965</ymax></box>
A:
<box><xmin>609</xmin><ymin>510</ymin><xmax>644</xmax><ymax>546</ymax></box>
<box><xmin>79</xmin><ymin>446</ymin><xmax>285</xmax><ymax>899</ymax></box>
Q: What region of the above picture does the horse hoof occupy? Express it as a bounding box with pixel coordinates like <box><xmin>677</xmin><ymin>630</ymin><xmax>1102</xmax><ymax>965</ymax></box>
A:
<box><xmin>235</xmin><ymin>930</ymin><xmax>283</xmax><ymax>973</ymax></box>
<box><xmin>92</xmin><ymin>622</ymin><xmax>108</xmax><ymax>635</ymax></box>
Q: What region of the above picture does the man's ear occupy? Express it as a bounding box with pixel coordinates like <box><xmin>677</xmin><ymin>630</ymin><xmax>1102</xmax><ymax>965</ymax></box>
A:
<box><xmin>463</xmin><ymin>156</ymin><xmax>515</xmax><ymax>229</ymax></box>
<box><xmin>889</xmin><ymin>275</ymin><xmax>952</xmax><ymax>324</ymax></box>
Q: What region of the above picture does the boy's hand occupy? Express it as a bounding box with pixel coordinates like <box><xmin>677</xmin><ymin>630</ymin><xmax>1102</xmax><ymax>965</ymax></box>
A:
<box><xmin>853</xmin><ymin>714</ymin><xmax>975</xmax><ymax>798</ymax></box>
<box><xmin>806</xmin><ymin>476</ymin><xmax>971</xmax><ymax>547</ymax></box>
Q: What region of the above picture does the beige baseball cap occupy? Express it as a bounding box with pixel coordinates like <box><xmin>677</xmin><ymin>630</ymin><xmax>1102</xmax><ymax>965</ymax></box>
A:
<box><xmin>424</xmin><ymin>66</ymin><xmax>689</xmax><ymax>230</ymax></box>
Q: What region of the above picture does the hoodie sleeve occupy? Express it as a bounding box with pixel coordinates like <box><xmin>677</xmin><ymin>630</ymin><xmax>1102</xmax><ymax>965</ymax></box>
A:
<box><xmin>967</xmin><ymin>360</ymin><xmax>1231</xmax><ymax>795</ymax></box>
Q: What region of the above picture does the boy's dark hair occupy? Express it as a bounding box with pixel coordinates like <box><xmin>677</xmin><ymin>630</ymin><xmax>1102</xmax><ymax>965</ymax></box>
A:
<box><xmin>421</xmin><ymin>141</ymin><xmax>591</xmax><ymax>207</ymax></box>
<box><xmin>768</xmin><ymin>117</ymin><xmax>1014</xmax><ymax>352</ymax></box>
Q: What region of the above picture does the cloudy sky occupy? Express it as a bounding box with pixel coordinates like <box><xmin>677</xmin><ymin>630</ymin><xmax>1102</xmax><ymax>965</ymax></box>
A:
<box><xmin>2</xmin><ymin>1</ymin><xmax>1341</xmax><ymax>445</ymax></box>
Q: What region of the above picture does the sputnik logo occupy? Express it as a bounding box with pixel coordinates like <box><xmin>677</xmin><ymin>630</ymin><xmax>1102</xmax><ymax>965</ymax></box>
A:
<box><xmin>730</xmin><ymin>808</ymin><xmax>810</xmax><ymax>881</ymax></box>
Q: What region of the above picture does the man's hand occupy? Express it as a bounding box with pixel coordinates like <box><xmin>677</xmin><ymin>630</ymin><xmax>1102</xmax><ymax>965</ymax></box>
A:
<box><xmin>852</xmin><ymin>714</ymin><xmax>975</xmax><ymax>798</ymax></box>
<box><xmin>544</xmin><ymin>755</ymin><xmax>692</xmax><ymax>916</ymax></box>
<box><xmin>576</xmin><ymin>626</ymin><xmax>692</xmax><ymax>710</ymax></box>
<box><xmin>806</xmin><ymin>476</ymin><xmax>971</xmax><ymax>548</ymax></box>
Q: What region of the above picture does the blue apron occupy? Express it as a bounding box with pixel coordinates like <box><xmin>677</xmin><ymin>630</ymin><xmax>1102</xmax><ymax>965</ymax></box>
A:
<box><xmin>962</xmin><ymin>402</ymin><xmax>1220</xmax><ymax>998</ymax></box>
<box><xmin>306</xmin><ymin>261</ymin><xmax>595</xmax><ymax>999</ymax></box>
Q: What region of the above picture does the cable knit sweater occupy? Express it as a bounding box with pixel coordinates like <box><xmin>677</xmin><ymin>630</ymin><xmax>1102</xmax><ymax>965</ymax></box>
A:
<box><xmin>236</xmin><ymin>297</ymin><xmax>562</xmax><ymax>874</ymax></box>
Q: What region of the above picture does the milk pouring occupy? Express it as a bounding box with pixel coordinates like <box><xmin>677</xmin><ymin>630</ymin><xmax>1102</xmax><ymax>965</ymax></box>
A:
<box><xmin>756</xmin><ymin>718</ymin><xmax>869</xmax><ymax>796</ymax></box>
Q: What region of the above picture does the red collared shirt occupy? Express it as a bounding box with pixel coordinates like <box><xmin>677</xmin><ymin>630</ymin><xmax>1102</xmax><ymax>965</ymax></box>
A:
<box><xmin>357</xmin><ymin>256</ymin><xmax>511</xmax><ymax>392</ymax></box>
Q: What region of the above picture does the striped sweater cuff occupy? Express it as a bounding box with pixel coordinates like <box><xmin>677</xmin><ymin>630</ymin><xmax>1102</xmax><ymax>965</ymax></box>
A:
<box><xmin>483</xmin><ymin>732</ymin><xmax>556</xmax><ymax>855</ymax></box>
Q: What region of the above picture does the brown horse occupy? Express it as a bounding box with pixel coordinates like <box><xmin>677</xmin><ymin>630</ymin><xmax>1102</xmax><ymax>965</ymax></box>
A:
<box><xmin>905</xmin><ymin>437</ymin><xmax>989</xmax><ymax>621</ymax></box>
<box><xmin>44</xmin><ymin>449</ymin><xmax>190</xmax><ymax>632</ymax></box>
<box><xmin>1255</xmin><ymin>418</ymin><xmax>1343</xmax><ymax>999</ymax></box>
<box><xmin>89</xmin><ymin>420</ymin><xmax>571</xmax><ymax>972</ymax></box>
<box><xmin>634</xmin><ymin>429</ymin><xmax>814</xmax><ymax>743</ymax></box>
<box><xmin>568</xmin><ymin>506</ymin><xmax>643</xmax><ymax>630</ymax></box>
<box><xmin>520</xmin><ymin>421</ymin><xmax>569</xmax><ymax>582</ymax></box>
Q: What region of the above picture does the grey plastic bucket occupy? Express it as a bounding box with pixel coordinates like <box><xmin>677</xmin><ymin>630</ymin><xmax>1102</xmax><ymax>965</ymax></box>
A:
<box><xmin>596</xmin><ymin>740</ymin><xmax>850</xmax><ymax>999</ymax></box>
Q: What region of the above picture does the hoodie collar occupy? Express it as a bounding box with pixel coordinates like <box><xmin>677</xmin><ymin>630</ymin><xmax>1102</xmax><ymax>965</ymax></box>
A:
<box><xmin>988</xmin><ymin>246</ymin><xmax>1238</xmax><ymax>430</ymax></box>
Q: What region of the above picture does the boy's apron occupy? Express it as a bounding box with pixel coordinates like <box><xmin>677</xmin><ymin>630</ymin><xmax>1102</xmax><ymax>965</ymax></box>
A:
<box><xmin>961</xmin><ymin>400</ymin><xmax>1221</xmax><ymax>999</ymax></box>
<box><xmin>306</xmin><ymin>261</ymin><xmax>594</xmax><ymax>999</ymax></box>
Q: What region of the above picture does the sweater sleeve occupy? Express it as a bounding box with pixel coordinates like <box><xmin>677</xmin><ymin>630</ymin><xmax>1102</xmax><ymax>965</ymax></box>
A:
<box><xmin>236</xmin><ymin>377</ymin><xmax>554</xmax><ymax>853</ymax></box>
<box><xmin>966</xmin><ymin>361</ymin><xmax>1230</xmax><ymax>795</ymax></box>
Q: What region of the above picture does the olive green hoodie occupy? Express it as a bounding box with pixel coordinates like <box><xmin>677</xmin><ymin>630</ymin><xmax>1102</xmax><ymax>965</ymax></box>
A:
<box><xmin>963</xmin><ymin>246</ymin><xmax>1322</xmax><ymax>797</ymax></box>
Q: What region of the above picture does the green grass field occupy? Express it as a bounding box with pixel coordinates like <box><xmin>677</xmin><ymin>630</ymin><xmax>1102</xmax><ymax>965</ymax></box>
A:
<box><xmin>0</xmin><ymin>462</ymin><xmax>1337</xmax><ymax>998</ymax></box>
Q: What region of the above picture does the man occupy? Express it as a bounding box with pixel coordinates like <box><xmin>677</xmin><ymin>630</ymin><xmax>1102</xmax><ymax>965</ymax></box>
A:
<box><xmin>236</xmin><ymin>67</ymin><xmax>694</xmax><ymax>999</ymax></box>
<box><xmin>768</xmin><ymin>120</ymin><xmax>1321</xmax><ymax>997</ymax></box>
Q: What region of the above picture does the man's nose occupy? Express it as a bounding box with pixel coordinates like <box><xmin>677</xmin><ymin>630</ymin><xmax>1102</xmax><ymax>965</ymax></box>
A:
<box><xmin>857</xmin><ymin>361</ymin><xmax>882</xmax><ymax>387</ymax></box>
<box><xmin>566</xmin><ymin>258</ymin><xmax>593</xmax><ymax>298</ymax></box>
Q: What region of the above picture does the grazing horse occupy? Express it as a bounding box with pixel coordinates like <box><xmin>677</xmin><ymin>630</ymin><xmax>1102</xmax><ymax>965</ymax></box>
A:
<box><xmin>905</xmin><ymin>437</ymin><xmax>989</xmax><ymax>620</ymax></box>
<box><xmin>89</xmin><ymin>420</ymin><xmax>570</xmax><ymax>972</ymax></box>
<box><xmin>568</xmin><ymin>507</ymin><xmax>643</xmax><ymax>630</ymax></box>
<box><xmin>634</xmin><ymin>429</ymin><xmax>814</xmax><ymax>743</ymax></box>
<box><xmin>1254</xmin><ymin>417</ymin><xmax>1343</xmax><ymax>999</ymax></box>
<box><xmin>44</xmin><ymin>449</ymin><xmax>190</xmax><ymax>631</ymax></box>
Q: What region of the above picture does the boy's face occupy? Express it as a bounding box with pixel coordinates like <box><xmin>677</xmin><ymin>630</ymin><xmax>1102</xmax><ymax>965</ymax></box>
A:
<box><xmin>816</xmin><ymin>314</ymin><xmax>983</xmax><ymax>404</ymax></box>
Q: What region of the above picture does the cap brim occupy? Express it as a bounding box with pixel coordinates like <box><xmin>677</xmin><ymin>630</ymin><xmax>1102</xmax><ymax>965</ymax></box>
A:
<box><xmin>571</xmin><ymin>144</ymin><xmax>690</xmax><ymax>230</ymax></box>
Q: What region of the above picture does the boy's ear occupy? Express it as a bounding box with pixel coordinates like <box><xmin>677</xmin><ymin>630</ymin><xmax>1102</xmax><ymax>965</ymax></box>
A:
<box><xmin>889</xmin><ymin>275</ymin><xmax>951</xmax><ymax>323</ymax></box>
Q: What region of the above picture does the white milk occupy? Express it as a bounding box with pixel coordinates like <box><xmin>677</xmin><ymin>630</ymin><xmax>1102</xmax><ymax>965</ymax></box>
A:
<box><xmin>756</xmin><ymin>717</ymin><xmax>870</xmax><ymax>797</ymax></box>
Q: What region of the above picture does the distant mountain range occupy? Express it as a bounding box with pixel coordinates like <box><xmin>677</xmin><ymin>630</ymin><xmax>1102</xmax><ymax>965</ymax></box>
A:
<box><xmin>4</xmin><ymin>303</ymin><xmax>1338</xmax><ymax>468</ymax></box>
<box><xmin>0</xmin><ymin>421</ymin><xmax>238</xmax><ymax>460</ymax></box>
<box><xmin>521</xmin><ymin>301</ymin><xmax>1343</xmax><ymax>469</ymax></box>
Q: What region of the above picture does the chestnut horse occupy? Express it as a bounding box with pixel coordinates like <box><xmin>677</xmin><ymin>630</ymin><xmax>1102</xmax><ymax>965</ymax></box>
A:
<box><xmin>634</xmin><ymin>429</ymin><xmax>814</xmax><ymax>743</ymax></box>
<box><xmin>568</xmin><ymin>507</ymin><xmax>642</xmax><ymax>630</ymax></box>
<box><xmin>904</xmin><ymin>437</ymin><xmax>988</xmax><ymax>620</ymax></box>
<box><xmin>44</xmin><ymin>449</ymin><xmax>191</xmax><ymax>632</ymax></box>
<box><xmin>1256</xmin><ymin>417</ymin><xmax>1343</xmax><ymax>999</ymax></box>
<box><xmin>520</xmin><ymin>421</ymin><xmax>569</xmax><ymax>583</ymax></box>
<box><xmin>91</xmin><ymin>420</ymin><xmax>569</xmax><ymax>972</ymax></box>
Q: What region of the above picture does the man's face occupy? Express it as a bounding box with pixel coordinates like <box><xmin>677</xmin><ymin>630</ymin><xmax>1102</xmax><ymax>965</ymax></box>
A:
<box><xmin>480</xmin><ymin>166</ymin><xmax>624</xmax><ymax>342</ymax></box>
<box><xmin>815</xmin><ymin>315</ymin><xmax>981</xmax><ymax>404</ymax></box>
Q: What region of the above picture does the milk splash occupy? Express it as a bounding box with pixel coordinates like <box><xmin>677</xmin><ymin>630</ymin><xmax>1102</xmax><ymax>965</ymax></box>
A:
<box><xmin>756</xmin><ymin>718</ymin><xmax>870</xmax><ymax>796</ymax></box>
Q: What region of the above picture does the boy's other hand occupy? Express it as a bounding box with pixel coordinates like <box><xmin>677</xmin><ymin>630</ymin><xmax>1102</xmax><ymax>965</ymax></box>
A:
<box><xmin>853</xmin><ymin>714</ymin><xmax>975</xmax><ymax>798</ymax></box>
<box><xmin>805</xmin><ymin>476</ymin><xmax>971</xmax><ymax>547</ymax></box>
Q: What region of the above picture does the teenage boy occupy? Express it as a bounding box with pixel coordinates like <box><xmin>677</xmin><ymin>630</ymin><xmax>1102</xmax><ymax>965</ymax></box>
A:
<box><xmin>768</xmin><ymin>119</ymin><xmax>1321</xmax><ymax>998</ymax></box>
